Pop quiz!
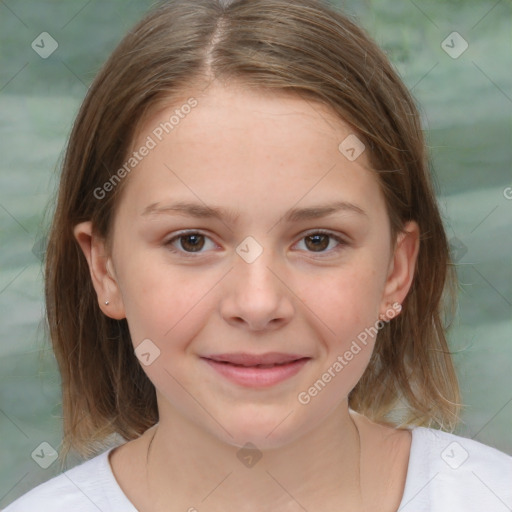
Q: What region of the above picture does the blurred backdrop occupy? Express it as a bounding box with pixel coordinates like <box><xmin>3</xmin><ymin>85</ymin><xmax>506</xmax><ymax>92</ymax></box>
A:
<box><xmin>1</xmin><ymin>0</ymin><xmax>511</xmax><ymax>506</ymax></box>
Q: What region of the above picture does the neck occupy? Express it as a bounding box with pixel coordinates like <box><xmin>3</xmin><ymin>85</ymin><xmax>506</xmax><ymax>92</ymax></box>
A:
<box><xmin>143</xmin><ymin>399</ymin><xmax>364</xmax><ymax>512</ymax></box>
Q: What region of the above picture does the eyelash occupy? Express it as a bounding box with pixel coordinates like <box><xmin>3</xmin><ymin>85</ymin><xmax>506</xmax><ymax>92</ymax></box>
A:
<box><xmin>164</xmin><ymin>229</ymin><xmax>348</xmax><ymax>258</ymax></box>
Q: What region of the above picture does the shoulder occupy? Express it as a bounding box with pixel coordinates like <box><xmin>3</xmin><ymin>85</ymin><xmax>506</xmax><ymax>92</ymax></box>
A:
<box><xmin>399</xmin><ymin>427</ymin><xmax>512</xmax><ymax>511</ymax></box>
<box><xmin>411</xmin><ymin>427</ymin><xmax>512</xmax><ymax>476</ymax></box>
<box><xmin>2</xmin><ymin>448</ymin><xmax>137</xmax><ymax>512</ymax></box>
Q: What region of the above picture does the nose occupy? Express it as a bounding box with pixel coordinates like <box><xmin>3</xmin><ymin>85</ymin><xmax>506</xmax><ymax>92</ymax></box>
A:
<box><xmin>219</xmin><ymin>241</ymin><xmax>294</xmax><ymax>332</ymax></box>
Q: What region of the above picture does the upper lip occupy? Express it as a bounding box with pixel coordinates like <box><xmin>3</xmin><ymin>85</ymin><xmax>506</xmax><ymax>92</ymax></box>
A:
<box><xmin>203</xmin><ymin>352</ymin><xmax>309</xmax><ymax>366</ymax></box>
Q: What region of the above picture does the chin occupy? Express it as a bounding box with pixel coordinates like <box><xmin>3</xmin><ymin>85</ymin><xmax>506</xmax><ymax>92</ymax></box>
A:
<box><xmin>212</xmin><ymin>408</ymin><xmax>306</xmax><ymax>451</ymax></box>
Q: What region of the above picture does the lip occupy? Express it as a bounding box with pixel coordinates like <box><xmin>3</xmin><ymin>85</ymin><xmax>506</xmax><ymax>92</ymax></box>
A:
<box><xmin>204</xmin><ymin>352</ymin><xmax>307</xmax><ymax>365</ymax></box>
<box><xmin>201</xmin><ymin>353</ymin><xmax>311</xmax><ymax>388</ymax></box>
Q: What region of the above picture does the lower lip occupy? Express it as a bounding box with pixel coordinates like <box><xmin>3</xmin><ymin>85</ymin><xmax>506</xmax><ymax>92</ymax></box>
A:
<box><xmin>202</xmin><ymin>357</ymin><xmax>310</xmax><ymax>388</ymax></box>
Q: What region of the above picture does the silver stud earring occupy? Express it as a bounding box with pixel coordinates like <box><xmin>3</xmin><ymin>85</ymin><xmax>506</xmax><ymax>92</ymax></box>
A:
<box><xmin>105</xmin><ymin>300</ymin><xmax>110</xmax><ymax>305</ymax></box>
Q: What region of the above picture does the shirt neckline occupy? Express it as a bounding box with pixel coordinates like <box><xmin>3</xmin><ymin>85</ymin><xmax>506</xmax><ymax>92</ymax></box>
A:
<box><xmin>102</xmin><ymin>448</ymin><xmax>139</xmax><ymax>511</ymax></box>
<box><xmin>396</xmin><ymin>426</ymin><xmax>427</xmax><ymax>511</ymax></box>
<box><xmin>102</xmin><ymin>427</ymin><xmax>424</xmax><ymax>510</ymax></box>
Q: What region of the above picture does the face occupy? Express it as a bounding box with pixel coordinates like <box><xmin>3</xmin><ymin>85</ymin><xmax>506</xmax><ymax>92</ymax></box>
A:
<box><xmin>77</xmin><ymin>81</ymin><xmax>418</xmax><ymax>450</ymax></box>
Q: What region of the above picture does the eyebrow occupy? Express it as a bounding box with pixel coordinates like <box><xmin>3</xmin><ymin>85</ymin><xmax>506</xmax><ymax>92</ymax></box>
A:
<box><xmin>142</xmin><ymin>200</ymin><xmax>367</xmax><ymax>224</ymax></box>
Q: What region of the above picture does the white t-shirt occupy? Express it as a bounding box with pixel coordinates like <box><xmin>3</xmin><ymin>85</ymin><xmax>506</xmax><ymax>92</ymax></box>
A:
<box><xmin>3</xmin><ymin>427</ymin><xmax>512</xmax><ymax>511</ymax></box>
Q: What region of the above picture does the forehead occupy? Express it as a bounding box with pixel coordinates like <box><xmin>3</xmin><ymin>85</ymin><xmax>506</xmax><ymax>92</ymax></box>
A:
<box><xmin>120</xmin><ymin>81</ymin><xmax>386</xmax><ymax>223</ymax></box>
<box><xmin>139</xmin><ymin>82</ymin><xmax>356</xmax><ymax>154</ymax></box>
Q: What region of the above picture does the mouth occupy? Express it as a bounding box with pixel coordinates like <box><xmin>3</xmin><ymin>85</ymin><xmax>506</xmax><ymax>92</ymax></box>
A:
<box><xmin>201</xmin><ymin>353</ymin><xmax>311</xmax><ymax>387</ymax></box>
<box><xmin>203</xmin><ymin>352</ymin><xmax>309</xmax><ymax>366</ymax></box>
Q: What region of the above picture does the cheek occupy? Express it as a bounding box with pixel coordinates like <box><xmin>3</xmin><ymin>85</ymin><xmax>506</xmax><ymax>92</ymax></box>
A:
<box><xmin>304</xmin><ymin>259</ymin><xmax>385</xmax><ymax>384</ymax></box>
<box><xmin>296</xmin><ymin>269</ymin><xmax>383</xmax><ymax>412</ymax></box>
<box><xmin>116</xmin><ymin>249</ymin><xmax>214</xmax><ymax>348</ymax></box>
<box><xmin>317</xmin><ymin>262</ymin><xmax>382</xmax><ymax>332</ymax></box>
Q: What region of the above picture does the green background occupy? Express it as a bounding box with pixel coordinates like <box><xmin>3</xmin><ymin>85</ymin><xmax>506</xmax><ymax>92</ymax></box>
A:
<box><xmin>1</xmin><ymin>0</ymin><xmax>511</xmax><ymax>506</ymax></box>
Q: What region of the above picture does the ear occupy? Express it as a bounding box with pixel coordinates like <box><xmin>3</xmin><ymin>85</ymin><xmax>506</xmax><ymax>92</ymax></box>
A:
<box><xmin>379</xmin><ymin>220</ymin><xmax>420</xmax><ymax>318</ymax></box>
<box><xmin>73</xmin><ymin>221</ymin><xmax>126</xmax><ymax>320</ymax></box>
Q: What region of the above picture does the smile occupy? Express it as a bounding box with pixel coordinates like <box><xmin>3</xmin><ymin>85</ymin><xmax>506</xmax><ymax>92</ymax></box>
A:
<box><xmin>201</xmin><ymin>356</ymin><xmax>311</xmax><ymax>388</ymax></box>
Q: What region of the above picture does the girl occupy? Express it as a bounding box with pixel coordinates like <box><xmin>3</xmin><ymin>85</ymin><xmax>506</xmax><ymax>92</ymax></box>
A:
<box><xmin>5</xmin><ymin>0</ymin><xmax>511</xmax><ymax>510</ymax></box>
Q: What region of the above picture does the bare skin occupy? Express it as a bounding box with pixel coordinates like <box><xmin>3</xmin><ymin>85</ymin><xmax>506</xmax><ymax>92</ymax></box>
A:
<box><xmin>109</xmin><ymin>409</ymin><xmax>412</xmax><ymax>512</ymax></box>
<box><xmin>75</xmin><ymin>80</ymin><xmax>419</xmax><ymax>512</ymax></box>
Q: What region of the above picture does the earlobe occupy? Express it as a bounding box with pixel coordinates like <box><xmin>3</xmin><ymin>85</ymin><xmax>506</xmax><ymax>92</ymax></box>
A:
<box><xmin>380</xmin><ymin>221</ymin><xmax>420</xmax><ymax>317</ymax></box>
<box><xmin>73</xmin><ymin>221</ymin><xmax>126</xmax><ymax>320</ymax></box>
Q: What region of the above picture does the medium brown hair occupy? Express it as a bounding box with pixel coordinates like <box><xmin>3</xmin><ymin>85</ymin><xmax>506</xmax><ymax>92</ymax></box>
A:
<box><xmin>45</xmin><ymin>0</ymin><xmax>461</xmax><ymax>459</ymax></box>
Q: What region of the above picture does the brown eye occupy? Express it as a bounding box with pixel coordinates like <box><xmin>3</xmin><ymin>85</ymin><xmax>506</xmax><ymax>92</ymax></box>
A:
<box><xmin>304</xmin><ymin>234</ymin><xmax>330</xmax><ymax>252</ymax></box>
<box><xmin>295</xmin><ymin>230</ymin><xmax>347</xmax><ymax>256</ymax></box>
<box><xmin>165</xmin><ymin>231</ymin><xmax>215</xmax><ymax>256</ymax></box>
<box><xmin>178</xmin><ymin>234</ymin><xmax>205</xmax><ymax>252</ymax></box>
